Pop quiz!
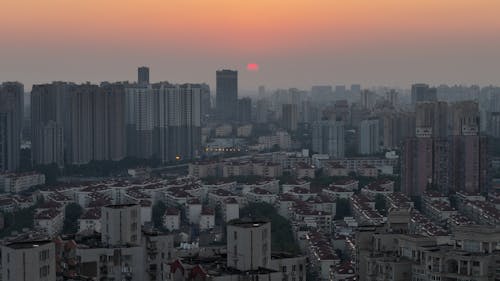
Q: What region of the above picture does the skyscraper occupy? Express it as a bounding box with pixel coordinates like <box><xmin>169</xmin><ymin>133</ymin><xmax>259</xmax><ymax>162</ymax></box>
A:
<box><xmin>360</xmin><ymin>90</ymin><xmax>375</xmax><ymax>110</ymax></box>
<box><xmin>154</xmin><ymin>83</ymin><xmax>201</xmax><ymax>162</ymax></box>
<box><xmin>237</xmin><ymin>97</ymin><xmax>252</xmax><ymax>123</ymax></box>
<box><xmin>402</xmin><ymin>100</ymin><xmax>488</xmax><ymax>196</ymax></box>
<box><xmin>31</xmin><ymin>82</ymin><xmax>72</xmax><ymax>166</ymax></box>
<box><xmin>402</xmin><ymin>101</ymin><xmax>448</xmax><ymax>196</ymax></box>
<box><xmin>200</xmin><ymin>83</ymin><xmax>211</xmax><ymax>125</ymax></box>
<box><xmin>386</xmin><ymin>89</ymin><xmax>399</xmax><ymax>108</ymax></box>
<box><xmin>216</xmin><ymin>69</ymin><xmax>238</xmax><ymax>120</ymax></box>
<box><xmin>311</xmin><ymin>85</ymin><xmax>332</xmax><ymax>104</ymax></box>
<box><xmin>100</xmin><ymin>83</ymin><xmax>127</xmax><ymax>161</ymax></box>
<box><xmin>411</xmin><ymin>83</ymin><xmax>437</xmax><ymax>105</ymax></box>
<box><xmin>381</xmin><ymin>112</ymin><xmax>415</xmax><ymax>150</ymax></box>
<box><xmin>256</xmin><ymin>99</ymin><xmax>269</xmax><ymax>123</ymax></box>
<box><xmin>0</xmin><ymin>82</ymin><xmax>23</xmax><ymax>172</ymax></box>
<box><xmin>415</xmin><ymin>101</ymin><xmax>448</xmax><ymax>138</ymax></box>
<box><xmin>126</xmin><ymin>84</ymin><xmax>155</xmax><ymax>159</ymax></box>
<box><xmin>401</xmin><ymin>137</ymin><xmax>434</xmax><ymax>197</ymax></box>
<box><xmin>282</xmin><ymin>104</ymin><xmax>298</xmax><ymax>131</ymax></box>
<box><xmin>68</xmin><ymin>83</ymin><xmax>98</xmax><ymax>164</ymax></box>
<box><xmin>312</xmin><ymin>119</ymin><xmax>345</xmax><ymax>158</ymax></box>
<box><xmin>359</xmin><ymin>118</ymin><xmax>380</xmax><ymax>155</ymax></box>
<box><xmin>138</xmin><ymin>66</ymin><xmax>150</xmax><ymax>85</ymax></box>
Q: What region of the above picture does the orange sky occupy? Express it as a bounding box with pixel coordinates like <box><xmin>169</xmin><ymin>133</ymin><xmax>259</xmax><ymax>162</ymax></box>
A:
<box><xmin>2</xmin><ymin>0</ymin><xmax>500</xmax><ymax>90</ymax></box>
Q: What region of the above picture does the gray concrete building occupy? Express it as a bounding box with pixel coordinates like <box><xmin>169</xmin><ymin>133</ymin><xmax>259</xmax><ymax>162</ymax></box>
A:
<box><xmin>1</xmin><ymin>240</ymin><xmax>56</xmax><ymax>281</ymax></box>
<box><xmin>312</xmin><ymin>120</ymin><xmax>345</xmax><ymax>158</ymax></box>
<box><xmin>216</xmin><ymin>69</ymin><xmax>238</xmax><ymax>121</ymax></box>
<box><xmin>0</xmin><ymin>82</ymin><xmax>23</xmax><ymax>172</ymax></box>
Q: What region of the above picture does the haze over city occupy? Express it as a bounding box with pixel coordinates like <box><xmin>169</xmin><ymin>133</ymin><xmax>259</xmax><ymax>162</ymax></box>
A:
<box><xmin>2</xmin><ymin>1</ymin><xmax>500</xmax><ymax>281</ymax></box>
<box><xmin>2</xmin><ymin>0</ymin><xmax>500</xmax><ymax>90</ymax></box>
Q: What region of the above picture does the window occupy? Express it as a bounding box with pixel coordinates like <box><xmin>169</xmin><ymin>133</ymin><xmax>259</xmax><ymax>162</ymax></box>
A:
<box><xmin>234</xmin><ymin>231</ymin><xmax>237</xmax><ymax>240</ymax></box>
<box><xmin>282</xmin><ymin>266</ymin><xmax>287</xmax><ymax>272</ymax></box>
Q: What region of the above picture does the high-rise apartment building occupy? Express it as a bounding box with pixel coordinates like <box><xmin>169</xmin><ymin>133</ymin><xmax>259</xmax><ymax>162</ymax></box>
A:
<box><xmin>138</xmin><ymin>66</ymin><xmax>150</xmax><ymax>85</ymax></box>
<box><xmin>100</xmin><ymin>83</ymin><xmax>127</xmax><ymax>161</ymax></box>
<box><xmin>282</xmin><ymin>104</ymin><xmax>298</xmax><ymax>131</ymax></box>
<box><xmin>360</xmin><ymin>90</ymin><xmax>375</xmax><ymax>110</ymax></box>
<box><xmin>381</xmin><ymin>111</ymin><xmax>415</xmax><ymax>150</ymax></box>
<box><xmin>411</xmin><ymin>83</ymin><xmax>437</xmax><ymax>105</ymax></box>
<box><xmin>31</xmin><ymin>82</ymin><xmax>72</xmax><ymax>166</ymax></box>
<box><xmin>238</xmin><ymin>97</ymin><xmax>252</xmax><ymax>123</ymax></box>
<box><xmin>415</xmin><ymin>101</ymin><xmax>448</xmax><ymax>138</ymax></box>
<box><xmin>256</xmin><ymin>99</ymin><xmax>269</xmax><ymax>123</ymax></box>
<box><xmin>200</xmin><ymin>83</ymin><xmax>211</xmax><ymax>125</ymax></box>
<box><xmin>0</xmin><ymin>82</ymin><xmax>23</xmax><ymax>172</ymax></box>
<box><xmin>68</xmin><ymin>84</ymin><xmax>99</xmax><ymax>164</ymax></box>
<box><xmin>311</xmin><ymin>85</ymin><xmax>332</xmax><ymax>104</ymax></box>
<box><xmin>401</xmin><ymin>137</ymin><xmax>434</xmax><ymax>196</ymax></box>
<box><xmin>126</xmin><ymin>85</ymin><xmax>155</xmax><ymax>159</ymax></box>
<box><xmin>312</xmin><ymin>119</ymin><xmax>345</xmax><ymax>158</ymax></box>
<box><xmin>402</xmin><ymin>100</ymin><xmax>488</xmax><ymax>196</ymax></box>
<box><xmin>386</xmin><ymin>89</ymin><xmax>399</xmax><ymax>108</ymax></box>
<box><xmin>32</xmin><ymin>82</ymin><xmax>127</xmax><ymax>165</ymax></box>
<box><xmin>154</xmin><ymin>83</ymin><xmax>201</xmax><ymax>162</ymax></box>
<box><xmin>359</xmin><ymin>118</ymin><xmax>380</xmax><ymax>155</ymax></box>
<box><xmin>216</xmin><ymin>69</ymin><xmax>238</xmax><ymax>120</ymax></box>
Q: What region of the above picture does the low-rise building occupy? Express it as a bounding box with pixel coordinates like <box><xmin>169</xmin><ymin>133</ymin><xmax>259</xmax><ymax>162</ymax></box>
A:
<box><xmin>78</xmin><ymin>208</ymin><xmax>102</xmax><ymax>233</ymax></box>
<box><xmin>199</xmin><ymin>207</ymin><xmax>215</xmax><ymax>230</ymax></box>
<box><xmin>1</xmin><ymin>239</ymin><xmax>56</xmax><ymax>281</ymax></box>
<box><xmin>0</xmin><ymin>172</ymin><xmax>46</xmax><ymax>193</ymax></box>
<box><xmin>34</xmin><ymin>208</ymin><xmax>64</xmax><ymax>237</ymax></box>
<box><xmin>163</xmin><ymin>208</ymin><xmax>181</xmax><ymax>232</ymax></box>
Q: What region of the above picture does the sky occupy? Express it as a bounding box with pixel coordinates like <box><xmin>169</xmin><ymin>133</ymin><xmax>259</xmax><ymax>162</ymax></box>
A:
<box><xmin>1</xmin><ymin>0</ymin><xmax>500</xmax><ymax>92</ymax></box>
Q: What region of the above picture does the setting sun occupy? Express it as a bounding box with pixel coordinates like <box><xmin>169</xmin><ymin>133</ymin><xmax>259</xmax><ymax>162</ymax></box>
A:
<box><xmin>247</xmin><ymin>63</ymin><xmax>259</xmax><ymax>72</ymax></box>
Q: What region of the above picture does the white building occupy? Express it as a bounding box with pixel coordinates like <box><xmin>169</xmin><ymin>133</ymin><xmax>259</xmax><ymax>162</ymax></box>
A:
<box><xmin>199</xmin><ymin>207</ymin><xmax>215</xmax><ymax>231</ymax></box>
<box><xmin>186</xmin><ymin>199</ymin><xmax>202</xmax><ymax>225</ymax></box>
<box><xmin>223</xmin><ymin>198</ymin><xmax>239</xmax><ymax>222</ymax></box>
<box><xmin>1</xmin><ymin>240</ymin><xmax>56</xmax><ymax>281</ymax></box>
<box><xmin>101</xmin><ymin>204</ymin><xmax>141</xmax><ymax>246</ymax></box>
<box><xmin>34</xmin><ymin>208</ymin><xmax>64</xmax><ymax>237</ymax></box>
<box><xmin>78</xmin><ymin>208</ymin><xmax>102</xmax><ymax>233</ymax></box>
<box><xmin>0</xmin><ymin>172</ymin><xmax>45</xmax><ymax>193</ymax></box>
<box><xmin>227</xmin><ymin>220</ymin><xmax>272</xmax><ymax>270</ymax></box>
<box><xmin>163</xmin><ymin>208</ymin><xmax>181</xmax><ymax>232</ymax></box>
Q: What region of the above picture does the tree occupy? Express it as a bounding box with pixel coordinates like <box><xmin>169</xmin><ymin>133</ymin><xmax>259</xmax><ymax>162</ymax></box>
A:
<box><xmin>374</xmin><ymin>194</ymin><xmax>387</xmax><ymax>215</ymax></box>
<box><xmin>63</xmin><ymin>203</ymin><xmax>83</xmax><ymax>234</ymax></box>
<box><xmin>270</xmin><ymin>144</ymin><xmax>281</xmax><ymax>152</ymax></box>
<box><xmin>240</xmin><ymin>203</ymin><xmax>301</xmax><ymax>254</ymax></box>
<box><xmin>335</xmin><ymin>198</ymin><xmax>351</xmax><ymax>219</ymax></box>
<box><xmin>0</xmin><ymin>207</ymin><xmax>36</xmax><ymax>238</ymax></box>
<box><xmin>34</xmin><ymin>163</ymin><xmax>60</xmax><ymax>185</ymax></box>
<box><xmin>411</xmin><ymin>196</ymin><xmax>422</xmax><ymax>212</ymax></box>
<box><xmin>152</xmin><ymin>201</ymin><xmax>167</xmax><ymax>230</ymax></box>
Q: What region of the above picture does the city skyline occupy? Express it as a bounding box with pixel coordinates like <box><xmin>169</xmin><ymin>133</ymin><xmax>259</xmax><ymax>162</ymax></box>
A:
<box><xmin>2</xmin><ymin>0</ymin><xmax>500</xmax><ymax>90</ymax></box>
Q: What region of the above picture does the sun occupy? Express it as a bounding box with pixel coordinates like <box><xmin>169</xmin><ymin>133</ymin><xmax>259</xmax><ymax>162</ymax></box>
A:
<box><xmin>246</xmin><ymin>63</ymin><xmax>259</xmax><ymax>72</ymax></box>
